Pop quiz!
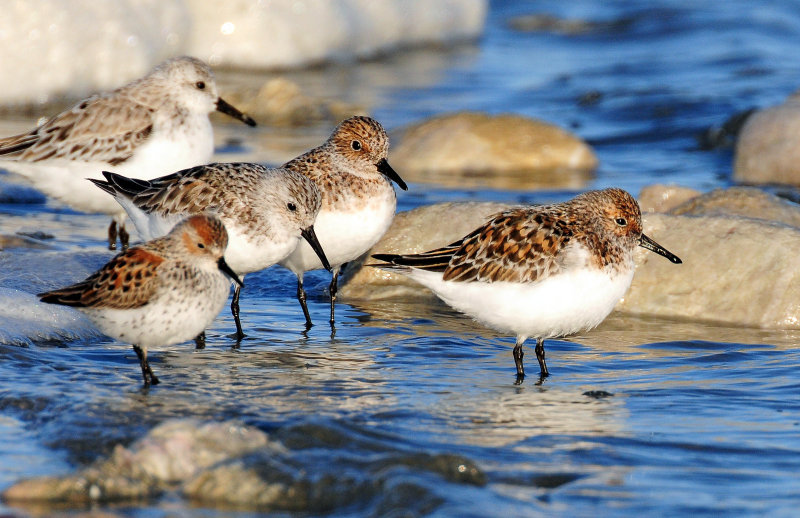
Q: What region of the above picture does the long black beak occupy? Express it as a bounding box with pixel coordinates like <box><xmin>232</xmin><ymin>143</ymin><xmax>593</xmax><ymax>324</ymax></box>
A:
<box><xmin>301</xmin><ymin>225</ymin><xmax>332</xmax><ymax>272</ymax></box>
<box><xmin>639</xmin><ymin>234</ymin><xmax>682</xmax><ymax>264</ymax></box>
<box><xmin>216</xmin><ymin>97</ymin><xmax>257</xmax><ymax>127</ymax></box>
<box><xmin>217</xmin><ymin>257</ymin><xmax>244</xmax><ymax>286</ymax></box>
<box><xmin>377</xmin><ymin>158</ymin><xmax>407</xmax><ymax>191</ymax></box>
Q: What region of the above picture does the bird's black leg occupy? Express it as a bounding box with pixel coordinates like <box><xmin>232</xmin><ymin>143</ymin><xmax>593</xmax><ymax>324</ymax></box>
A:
<box><xmin>329</xmin><ymin>266</ymin><xmax>341</xmax><ymax>326</ymax></box>
<box><xmin>119</xmin><ymin>224</ymin><xmax>130</xmax><ymax>251</ymax></box>
<box><xmin>108</xmin><ymin>220</ymin><xmax>118</xmax><ymax>250</ymax></box>
<box><xmin>535</xmin><ymin>337</ymin><xmax>549</xmax><ymax>378</ymax></box>
<box><xmin>297</xmin><ymin>278</ymin><xmax>312</xmax><ymax>330</ymax></box>
<box><xmin>231</xmin><ymin>284</ymin><xmax>244</xmax><ymax>341</ymax></box>
<box><xmin>194</xmin><ymin>331</ymin><xmax>206</xmax><ymax>349</ymax></box>
<box><xmin>513</xmin><ymin>337</ymin><xmax>525</xmax><ymax>385</ymax></box>
<box><xmin>133</xmin><ymin>345</ymin><xmax>159</xmax><ymax>386</ymax></box>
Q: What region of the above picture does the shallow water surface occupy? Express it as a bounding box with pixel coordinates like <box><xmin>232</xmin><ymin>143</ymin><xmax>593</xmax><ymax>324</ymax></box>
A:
<box><xmin>2</xmin><ymin>1</ymin><xmax>800</xmax><ymax>516</ymax></box>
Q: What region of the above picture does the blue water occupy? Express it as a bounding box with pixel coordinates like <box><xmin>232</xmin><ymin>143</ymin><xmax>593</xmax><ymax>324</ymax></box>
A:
<box><xmin>2</xmin><ymin>1</ymin><xmax>800</xmax><ymax>516</ymax></box>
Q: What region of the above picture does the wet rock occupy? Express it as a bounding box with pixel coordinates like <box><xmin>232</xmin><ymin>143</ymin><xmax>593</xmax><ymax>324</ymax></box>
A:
<box><xmin>667</xmin><ymin>186</ymin><xmax>800</xmax><ymax>226</ymax></box>
<box><xmin>508</xmin><ymin>13</ymin><xmax>632</xmax><ymax>35</ymax></box>
<box><xmin>0</xmin><ymin>234</ymin><xmax>51</xmax><ymax>251</ymax></box>
<box><xmin>183</xmin><ymin>451</ymin><xmax>369</xmax><ymax>512</ymax></box>
<box><xmin>734</xmin><ymin>93</ymin><xmax>800</xmax><ymax>185</ymax></box>
<box><xmin>390</xmin><ymin>112</ymin><xmax>598</xmax><ymax>190</ymax></box>
<box><xmin>4</xmin><ymin>418</ymin><xmax>487</xmax><ymax>513</ymax></box>
<box><xmin>3</xmin><ymin>419</ymin><xmax>273</xmax><ymax>503</ymax></box>
<box><xmin>184</xmin><ymin>448</ymin><xmax>483</xmax><ymax>512</ymax></box>
<box><xmin>341</xmin><ymin>195</ymin><xmax>800</xmax><ymax>329</ymax></box>
<box><xmin>583</xmin><ymin>390</ymin><xmax>614</xmax><ymax>399</ymax></box>
<box><xmin>620</xmin><ymin>212</ymin><xmax>800</xmax><ymax>328</ymax></box>
<box><xmin>638</xmin><ymin>184</ymin><xmax>701</xmax><ymax>213</ymax></box>
<box><xmin>220</xmin><ymin>77</ymin><xmax>366</xmax><ymax>127</ymax></box>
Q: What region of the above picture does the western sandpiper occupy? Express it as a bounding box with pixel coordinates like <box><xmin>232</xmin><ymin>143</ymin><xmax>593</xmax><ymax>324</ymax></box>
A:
<box><xmin>39</xmin><ymin>215</ymin><xmax>243</xmax><ymax>386</ymax></box>
<box><xmin>279</xmin><ymin>116</ymin><xmax>407</xmax><ymax>329</ymax></box>
<box><xmin>371</xmin><ymin>188</ymin><xmax>682</xmax><ymax>384</ymax></box>
<box><xmin>91</xmin><ymin>162</ymin><xmax>331</xmax><ymax>341</ymax></box>
<box><xmin>0</xmin><ymin>56</ymin><xmax>256</xmax><ymax>250</ymax></box>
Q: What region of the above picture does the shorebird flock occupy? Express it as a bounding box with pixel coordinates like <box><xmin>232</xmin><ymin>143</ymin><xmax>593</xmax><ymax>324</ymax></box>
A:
<box><xmin>1</xmin><ymin>56</ymin><xmax>681</xmax><ymax>386</ymax></box>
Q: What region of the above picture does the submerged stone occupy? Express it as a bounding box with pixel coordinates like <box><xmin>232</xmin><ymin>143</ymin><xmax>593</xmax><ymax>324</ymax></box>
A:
<box><xmin>3</xmin><ymin>419</ymin><xmax>273</xmax><ymax>503</ymax></box>
<box><xmin>3</xmin><ymin>418</ymin><xmax>487</xmax><ymax>514</ymax></box>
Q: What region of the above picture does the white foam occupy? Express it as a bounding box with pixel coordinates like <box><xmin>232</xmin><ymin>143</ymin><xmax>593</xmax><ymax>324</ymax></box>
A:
<box><xmin>0</xmin><ymin>0</ymin><xmax>189</xmax><ymax>105</ymax></box>
<box><xmin>0</xmin><ymin>250</ymin><xmax>106</xmax><ymax>345</ymax></box>
<box><xmin>0</xmin><ymin>288</ymin><xmax>98</xmax><ymax>346</ymax></box>
<box><xmin>0</xmin><ymin>0</ymin><xmax>487</xmax><ymax>105</ymax></box>
<box><xmin>185</xmin><ymin>0</ymin><xmax>488</xmax><ymax>68</ymax></box>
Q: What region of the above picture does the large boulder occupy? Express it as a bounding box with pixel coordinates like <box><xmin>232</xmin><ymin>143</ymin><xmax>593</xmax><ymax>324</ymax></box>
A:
<box><xmin>734</xmin><ymin>93</ymin><xmax>800</xmax><ymax>185</ymax></box>
<box><xmin>390</xmin><ymin>112</ymin><xmax>598</xmax><ymax>189</ymax></box>
<box><xmin>668</xmin><ymin>186</ymin><xmax>800</xmax><ymax>226</ymax></box>
<box><xmin>638</xmin><ymin>184</ymin><xmax>701</xmax><ymax>213</ymax></box>
<box><xmin>620</xmin><ymin>212</ymin><xmax>800</xmax><ymax>328</ymax></box>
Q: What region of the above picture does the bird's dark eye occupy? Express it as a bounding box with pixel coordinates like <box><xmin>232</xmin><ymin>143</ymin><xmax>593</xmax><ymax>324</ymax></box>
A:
<box><xmin>195</xmin><ymin>81</ymin><xmax>206</xmax><ymax>90</ymax></box>
<box><xmin>615</xmin><ymin>217</ymin><xmax>627</xmax><ymax>226</ymax></box>
<box><xmin>197</xmin><ymin>242</ymin><xmax>205</xmax><ymax>249</ymax></box>
<box><xmin>351</xmin><ymin>140</ymin><xmax>362</xmax><ymax>151</ymax></box>
<box><xmin>287</xmin><ymin>202</ymin><xmax>297</xmax><ymax>212</ymax></box>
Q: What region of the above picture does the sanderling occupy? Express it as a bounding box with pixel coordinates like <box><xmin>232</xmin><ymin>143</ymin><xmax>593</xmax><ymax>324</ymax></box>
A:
<box><xmin>39</xmin><ymin>215</ymin><xmax>243</xmax><ymax>387</ymax></box>
<box><xmin>279</xmin><ymin>116</ymin><xmax>407</xmax><ymax>329</ymax></box>
<box><xmin>0</xmin><ymin>56</ymin><xmax>256</xmax><ymax>250</ymax></box>
<box><xmin>371</xmin><ymin>188</ymin><xmax>682</xmax><ymax>384</ymax></box>
<box><xmin>91</xmin><ymin>162</ymin><xmax>331</xmax><ymax>341</ymax></box>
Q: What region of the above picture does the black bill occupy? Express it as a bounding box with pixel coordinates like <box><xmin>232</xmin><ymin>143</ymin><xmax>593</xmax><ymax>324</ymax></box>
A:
<box><xmin>377</xmin><ymin>158</ymin><xmax>408</xmax><ymax>191</ymax></box>
<box><xmin>217</xmin><ymin>257</ymin><xmax>244</xmax><ymax>286</ymax></box>
<box><xmin>639</xmin><ymin>234</ymin><xmax>682</xmax><ymax>264</ymax></box>
<box><xmin>301</xmin><ymin>225</ymin><xmax>332</xmax><ymax>272</ymax></box>
<box><xmin>216</xmin><ymin>97</ymin><xmax>257</xmax><ymax>127</ymax></box>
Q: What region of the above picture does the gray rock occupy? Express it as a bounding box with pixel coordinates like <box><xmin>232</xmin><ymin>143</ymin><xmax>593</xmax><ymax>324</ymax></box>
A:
<box><xmin>390</xmin><ymin>112</ymin><xmax>598</xmax><ymax>190</ymax></box>
<box><xmin>621</xmin><ymin>213</ymin><xmax>800</xmax><ymax>328</ymax></box>
<box><xmin>668</xmin><ymin>186</ymin><xmax>800</xmax><ymax>226</ymax></box>
<box><xmin>638</xmin><ymin>184</ymin><xmax>701</xmax><ymax>213</ymax></box>
<box><xmin>734</xmin><ymin>94</ymin><xmax>800</xmax><ymax>185</ymax></box>
<box><xmin>2</xmin><ymin>419</ymin><xmax>274</xmax><ymax>503</ymax></box>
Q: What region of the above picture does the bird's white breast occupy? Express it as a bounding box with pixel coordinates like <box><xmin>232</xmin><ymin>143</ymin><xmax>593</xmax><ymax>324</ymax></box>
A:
<box><xmin>280</xmin><ymin>191</ymin><xmax>396</xmax><ymax>274</ymax></box>
<box><xmin>83</xmin><ymin>269</ymin><xmax>230</xmax><ymax>349</ymax></box>
<box><xmin>407</xmin><ymin>265</ymin><xmax>635</xmax><ymax>340</ymax></box>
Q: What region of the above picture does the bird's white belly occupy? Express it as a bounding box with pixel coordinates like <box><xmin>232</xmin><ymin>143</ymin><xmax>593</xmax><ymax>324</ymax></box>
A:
<box><xmin>83</xmin><ymin>273</ymin><xmax>230</xmax><ymax>349</ymax></box>
<box><xmin>0</xmin><ymin>118</ymin><xmax>213</xmax><ymax>216</ymax></box>
<box><xmin>281</xmin><ymin>199</ymin><xmax>396</xmax><ymax>274</ymax></box>
<box><xmin>409</xmin><ymin>267</ymin><xmax>635</xmax><ymax>339</ymax></box>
